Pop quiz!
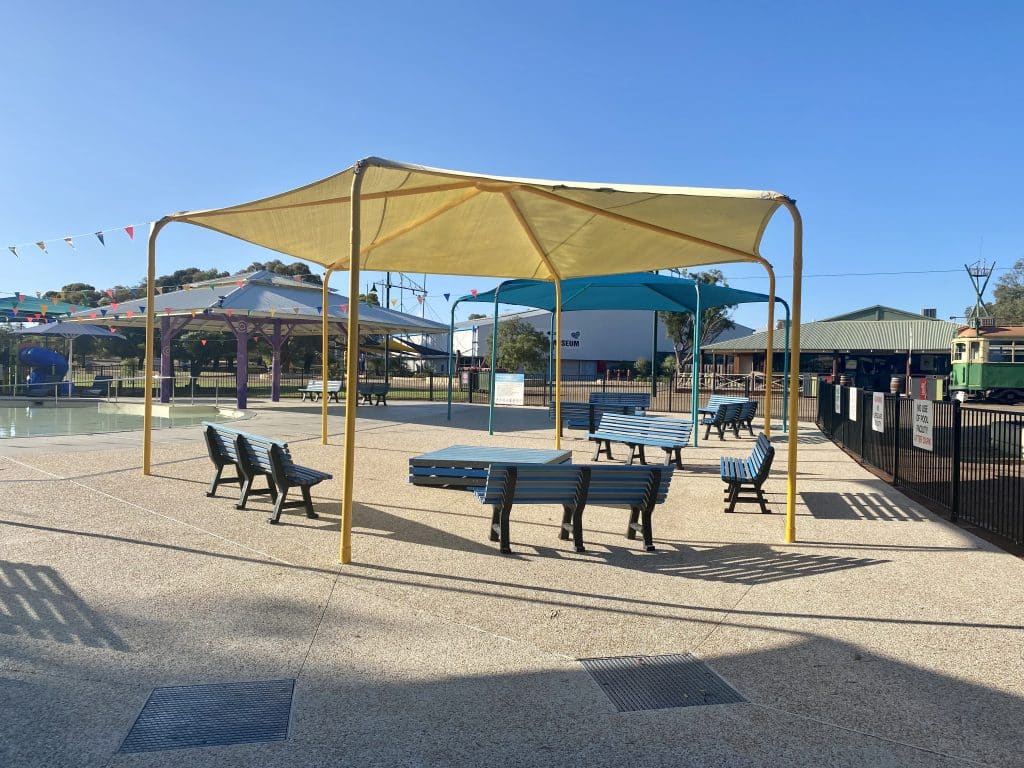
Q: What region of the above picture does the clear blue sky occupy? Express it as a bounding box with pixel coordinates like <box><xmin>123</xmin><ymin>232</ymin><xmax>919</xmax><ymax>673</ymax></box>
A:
<box><xmin>2</xmin><ymin>1</ymin><xmax>1021</xmax><ymax>330</ymax></box>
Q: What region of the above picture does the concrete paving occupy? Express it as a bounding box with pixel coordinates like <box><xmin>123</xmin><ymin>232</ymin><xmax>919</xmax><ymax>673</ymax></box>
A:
<box><xmin>1</xmin><ymin>399</ymin><xmax>1022</xmax><ymax>767</ymax></box>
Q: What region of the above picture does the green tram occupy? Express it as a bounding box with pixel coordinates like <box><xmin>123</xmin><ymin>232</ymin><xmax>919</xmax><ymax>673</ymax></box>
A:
<box><xmin>950</xmin><ymin>326</ymin><xmax>1024</xmax><ymax>404</ymax></box>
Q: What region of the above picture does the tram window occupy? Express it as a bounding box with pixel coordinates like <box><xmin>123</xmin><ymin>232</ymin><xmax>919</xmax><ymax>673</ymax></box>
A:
<box><xmin>969</xmin><ymin>341</ymin><xmax>982</xmax><ymax>361</ymax></box>
<box><xmin>988</xmin><ymin>344</ymin><xmax>1012</xmax><ymax>362</ymax></box>
<box><xmin>952</xmin><ymin>343</ymin><xmax>966</xmax><ymax>361</ymax></box>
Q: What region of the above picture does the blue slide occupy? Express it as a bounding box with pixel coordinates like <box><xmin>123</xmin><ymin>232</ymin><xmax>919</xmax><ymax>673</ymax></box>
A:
<box><xmin>18</xmin><ymin>346</ymin><xmax>70</xmax><ymax>397</ymax></box>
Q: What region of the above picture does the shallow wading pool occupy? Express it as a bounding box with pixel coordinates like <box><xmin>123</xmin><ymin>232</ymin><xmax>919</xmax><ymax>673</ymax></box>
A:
<box><xmin>0</xmin><ymin>401</ymin><xmax>242</xmax><ymax>438</ymax></box>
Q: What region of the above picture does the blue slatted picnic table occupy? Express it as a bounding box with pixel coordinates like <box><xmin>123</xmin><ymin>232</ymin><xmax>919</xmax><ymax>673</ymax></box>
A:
<box><xmin>409</xmin><ymin>445</ymin><xmax>572</xmax><ymax>488</ymax></box>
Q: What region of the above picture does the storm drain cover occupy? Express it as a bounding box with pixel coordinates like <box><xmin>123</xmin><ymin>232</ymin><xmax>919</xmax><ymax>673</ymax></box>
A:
<box><xmin>580</xmin><ymin>653</ymin><xmax>744</xmax><ymax>712</ymax></box>
<box><xmin>120</xmin><ymin>679</ymin><xmax>295</xmax><ymax>753</ymax></box>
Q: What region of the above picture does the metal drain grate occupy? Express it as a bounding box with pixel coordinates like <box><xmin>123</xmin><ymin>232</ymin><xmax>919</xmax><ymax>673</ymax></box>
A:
<box><xmin>120</xmin><ymin>679</ymin><xmax>295</xmax><ymax>753</ymax></box>
<box><xmin>580</xmin><ymin>653</ymin><xmax>744</xmax><ymax>712</ymax></box>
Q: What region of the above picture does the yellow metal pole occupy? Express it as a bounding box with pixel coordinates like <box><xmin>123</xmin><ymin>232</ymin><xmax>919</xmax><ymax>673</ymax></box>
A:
<box><xmin>340</xmin><ymin>161</ymin><xmax>366</xmax><ymax>564</ymax></box>
<box><xmin>143</xmin><ymin>217</ymin><xmax>170</xmax><ymax>475</ymax></box>
<box><xmin>321</xmin><ymin>267</ymin><xmax>332</xmax><ymax>445</ymax></box>
<box><xmin>782</xmin><ymin>201</ymin><xmax>803</xmax><ymax>543</ymax></box>
<box><xmin>554</xmin><ymin>276</ymin><xmax>562</xmax><ymax>450</ymax></box>
<box><xmin>763</xmin><ymin>265</ymin><xmax>776</xmax><ymax>438</ymax></box>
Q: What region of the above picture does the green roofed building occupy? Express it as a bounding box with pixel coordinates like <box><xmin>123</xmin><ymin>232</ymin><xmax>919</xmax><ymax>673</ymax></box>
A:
<box><xmin>703</xmin><ymin>305</ymin><xmax>961</xmax><ymax>392</ymax></box>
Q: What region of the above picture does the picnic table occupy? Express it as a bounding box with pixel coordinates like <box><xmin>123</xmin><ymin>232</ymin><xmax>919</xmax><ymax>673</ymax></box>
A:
<box><xmin>409</xmin><ymin>445</ymin><xmax>572</xmax><ymax>489</ymax></box>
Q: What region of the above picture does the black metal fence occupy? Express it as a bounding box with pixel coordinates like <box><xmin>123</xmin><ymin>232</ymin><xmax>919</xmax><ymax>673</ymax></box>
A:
<box><xmin>817</xmin><ymin>382</ymin><xmax>1023</xmax><ymax>546</ymax></box>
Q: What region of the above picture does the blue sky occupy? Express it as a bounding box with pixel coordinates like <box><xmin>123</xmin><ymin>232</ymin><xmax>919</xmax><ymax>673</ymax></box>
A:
<box><xmin>2</xmin><ymin>1</ymin><xmax>1021</xmax><ymax>330</ymax></box>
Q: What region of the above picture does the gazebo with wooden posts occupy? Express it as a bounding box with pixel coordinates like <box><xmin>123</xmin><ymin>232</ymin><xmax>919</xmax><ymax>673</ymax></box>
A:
<box><xmin>141</xmin><ymin>157</ymin><xmax>803</xmax><ymax>563</ymax></box>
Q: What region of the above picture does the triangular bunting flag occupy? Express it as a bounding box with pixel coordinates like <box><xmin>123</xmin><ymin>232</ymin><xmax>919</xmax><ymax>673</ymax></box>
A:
<box><xmin>443</xmin><ymin>292</ymin><xmax>450</xmax><ymax>301</ymax></box>
<box><xmin>8</xmin><ymin>246</ymin><xmax>17</xmax><ymax>258</ymax></box>
<box><xmin>64</xmin><ymin>237</ymin><xmax>75</xmax><ymax>249</ymax></box>
<box><xmin>70</xmin><ymin>305</ymin><xmax>77</xmax><ymax>313</ymax></box>
<box><xmin>470</xmin><ymin>289</ymin><xmax>478</xmax><ymax>297</ymax></box>
<box><xmin>36</xmin><ymin>242</ymin><xmax>47</xmax><ymax>253</ymax></box>
<box><xmin>124</xmin><ymin>226</ymin><xmax>134</xmax><ymax>240</ymax></box>
<box><xmin>341</xmin><ymin>303</ymin><xmax>348</xmax><ymax>313</ymax></box>
<box><xmin>316</xmin><ymin>306</ymin><xmax>322</xmax><ymax>315</ymax></box>
<box><xmin>417</xmin><ymin>295</ymin><xmax>424</xmax><ymax>304</ymax></box>
<box><xmin>126</xmin><ymin>310</ymin><xmax>134</xmax><ymax>318</ymax></box>
<box><xmin>90</xmin><ymin>312</ymin><xmax>97</xmax><ymax>319</ymax></box>
<box><xmin>100</xmin><ymin>309</ymin><xmax>108</xmax><ymax>317</ymax></box>
<box><xmin>106</xmin><ymin>289</ymin><xmax>114</xmax><ymax>298</ymax></box>
<box><xmin>111</xmin><ymin>302</ymin><xmax>118</xmax><ymax>310</ymax></box>
<box><xmin>12</xmin><ymin>308</ymin><xmax>18</xmax><ymax>316</ymax></box>
<box><xmin>95</xmin><ymin>232</ymin><xmax>105</xmax><ymax>246</ymax></box>
<box><xmin>137</xmin><ymin>305</ymin><xmax>145</xmax><ymax>313</ymax></box>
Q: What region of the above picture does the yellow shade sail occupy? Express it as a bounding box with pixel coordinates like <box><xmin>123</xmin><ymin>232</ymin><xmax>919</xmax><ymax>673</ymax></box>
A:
<box><xmin>171</xmin><ymin>157</ymin><xmax>789</xmax><ymax>277</ymax></box>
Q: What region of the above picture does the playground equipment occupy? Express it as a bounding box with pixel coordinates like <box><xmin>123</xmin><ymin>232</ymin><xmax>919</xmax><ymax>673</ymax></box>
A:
<box><xmin>18</xmin><ymin>346</ymin><xmax>70</xmax><ymax>396</ymax></box>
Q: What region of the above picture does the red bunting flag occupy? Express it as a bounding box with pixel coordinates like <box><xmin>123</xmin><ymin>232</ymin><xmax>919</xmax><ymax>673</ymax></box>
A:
<box><xmin>126</xmin><ymin>310</ymin><xmax>134</xmax><ymax>318</ymax></box>
<box><xmin>201</xmin><ymin>339</ymin><xmax>207</xmax><ymax>346</ymax></box>
<box><xmin>124</xmin><ymin>226</ymin><xmax>134</xmax><ymax>240</ymax></box>
<box><xmin>70</xmin><ymin>305</ymin><xmax>77</xmax><ymax>313</ymax></box>
<box><xmin>106</xmin><ymin>289</ymin><xmax>114</xmax><ymax>298</ymax></box>
<box><xmin>36</xmin><ymin>241</ymin><xmax>47</xmax><ymax>253</ymax></box>
<box><xmin>226</xmin><ymin>309</ymin><xmax>234</xmax><ymax>316</ymax></box>
<box><xmin>470</xmin><ymin>289</ymin><xmax>478</xmax><ymax>297</ymax></box>
<box><xmin>341</xmin><ymin>303</ymin><xmax>348</xmax><ymax>313</ymax></box>
<box><xmin>235</xmin><ymin>280</ymin><xmax>244</xmax><ymax>288</ymax></box>
<box><xmin>90</xmin><ymin>312</ymin><xmax>97</xmax><ymax>319</ymax></box>
<box><xmin>417</xmin><ymin>295</ymin><xmax>424</xmax><ymax>304</ymax></box>
<box><xmin>64</xmin><ymin>237</ymin><xmax>75</xmax><ymax>249</ymax></box>
<box><xmin>164</xmin><ymin>307</ymin><xmax>171</xmax><ymax>314</ymax></box>
<box><xmin>111</xmin><ymin>302</ymin><xmax>119</xmax><ymax>310</ymax></box>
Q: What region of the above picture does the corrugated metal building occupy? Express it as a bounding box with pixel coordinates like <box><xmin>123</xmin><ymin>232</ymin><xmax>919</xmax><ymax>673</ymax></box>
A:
<box><xmin>703</xmin><ymin>305</ymin><xmax>960</xmax><ymax>391</ymax></box>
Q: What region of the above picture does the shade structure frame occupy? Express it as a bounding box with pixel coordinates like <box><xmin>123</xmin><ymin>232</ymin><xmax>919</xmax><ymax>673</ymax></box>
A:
<box><xmin>142</xmin><ymin>156</ymin><xmax>802</xmax><ymax>558</ymax></box>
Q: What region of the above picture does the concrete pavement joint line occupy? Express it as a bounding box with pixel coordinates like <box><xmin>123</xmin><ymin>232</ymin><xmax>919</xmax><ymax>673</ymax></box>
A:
<box><xmin>690</xmin><ymin>582</ymin><xmax>757</xmax><ymax>656</ymax></box>
<box><xmin>1</xmin><ymin>455</ymin><xmax>310</xmax><ymax>574</ymax></box>
<box><xmin>296</xmin><ymin>572</ymin><xmax>342</xmax><ymax>678</ymax></box>
<box><xmin>749</xmin><ymin>701</ymin><xmax>997</xmax><ymax>767</ymax></box>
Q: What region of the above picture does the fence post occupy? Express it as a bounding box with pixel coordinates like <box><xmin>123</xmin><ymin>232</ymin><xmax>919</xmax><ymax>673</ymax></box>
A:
<box><xmin>892</xmin><ymin>395</ymin><xmax>901</xmax><ymax>485</ymax></box>
<box><xmin>951</xmin><ymin>399</ymin><xmax>961</xmax><ymax>523</ymax></box>
<box><xmin>860</xmin><ymin>389</ymin><xmax>867</xmax><ymax>458</ymax></box>
<box><xmin>429</xmin><ymin>373</ymin><xmax>434</xmax><ymax>402</ymax></box>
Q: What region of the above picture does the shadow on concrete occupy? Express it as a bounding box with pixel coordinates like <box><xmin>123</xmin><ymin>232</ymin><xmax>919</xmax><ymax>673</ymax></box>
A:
<box><xmin>802</xmin><ymin>491</ymin><xmax>931</xmax><ymax>522</ymax></box>
<box><xmin>0</xmin><ymin>561</ymin><xmax>128</xmax><ymax>651</ymax></box>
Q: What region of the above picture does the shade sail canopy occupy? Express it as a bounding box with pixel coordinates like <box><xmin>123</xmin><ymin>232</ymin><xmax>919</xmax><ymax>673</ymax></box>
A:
<box><xmin>456</xmin><ymin>273</ymin><xmax>775</xmax><ymax>312</ymax></box>
<box><xmin>10</xmin><ymin>322</ymin><xmax>125</xmax><ymax>339</ymax></box>
<box><xmin>169</xmin><ymin>158</ymin><xmax>790</xmax><ymax>278</ymax></box>
<box><xmin>61</xmin><ymin>270</ymin><xmax>446</xmax><ymax>335</ymax></box>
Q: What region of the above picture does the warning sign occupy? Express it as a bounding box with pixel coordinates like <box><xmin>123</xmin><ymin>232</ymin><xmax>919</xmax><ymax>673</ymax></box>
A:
<box><xmin>912</xmin><ymin>400</ymin><xmax>934</xmax><ymax>452</ymax></box>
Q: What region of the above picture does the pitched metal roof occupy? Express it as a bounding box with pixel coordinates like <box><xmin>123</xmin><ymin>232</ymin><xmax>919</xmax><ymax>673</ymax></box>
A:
<box><xmin>704</xmin><ymin>320</ymin><xmax>960</xmax><ymax>353</ymax></box>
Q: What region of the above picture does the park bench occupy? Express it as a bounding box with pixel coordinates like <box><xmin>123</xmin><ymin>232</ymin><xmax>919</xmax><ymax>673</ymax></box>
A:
<box><xmin>547</xmin><ymin>401</ymin><xmax>636</xmax><ymax>434</ymax></box>
<box><xmin>697</xmin><ymin>394</ymin><xmax>750</xmax><ymax>415</ymax></box>
<box><xmin>720</xmin><ymin>432</ymin><xmax>775</xmax><ymax>514</ymax></box>
<box><xmin>587</xmin><ymin>413</ymin><xmax>692</xmax><ymax>469</ymax></box>
<box><xmin>202</xmin><ymin>422</ymin><xmax>332</xmax><ymax>524</ymax></box>
<box><xmin>299</xmin><ymin>380</ymin><xmax>341</xmax><ymax>402</ymax></box>
<box><xmin>700</xmin><ymin>401</ymin><xmax>743</xmax><ymax>440</ymax></box>
<box><xmin>589</xmin><ymin>392</ymin><xmax>650</xmax><ymax>414</ymax></box>
<box><xmin>733</xmin><ymin>399</ymin><xmax>758</xmax><ymax>436</ymax></box>
<box><xmin>357</xmin><ymin>382</ymin><xmax>389</xmax><ymax>406</ymax></box>
<box><xmin>473</xmin><ymin>463</ymin><xmax>675</xmax><ymax>554</ymax></box>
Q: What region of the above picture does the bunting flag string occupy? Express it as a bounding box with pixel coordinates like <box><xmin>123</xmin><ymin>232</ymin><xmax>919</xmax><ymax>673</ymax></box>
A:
<box><xmin>4</xmin><ymin>221</ymin><xmax>150</xmax><ymax>257</ymax></box>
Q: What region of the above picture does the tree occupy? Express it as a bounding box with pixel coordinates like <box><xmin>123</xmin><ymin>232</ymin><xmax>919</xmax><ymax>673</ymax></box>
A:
<box><xmin>155</xmin><ymin>267</ymin><xmax>229</xmax><ymax>291</ymax></box>
<box><xmin>487</xmin><ymin>317</ymin><xmax>548</xmax><ymax>372</ymax></box>
<box><xmin>244</xmin><ymin>260</ymin><xmax>322</xmax><ymax>286</ymax></box>
<box><xmin>992</xmin><ymin>258</ymin><xmax>1024</xmax><ymax>325</ymax></box>
<box><xmin>44</xmin><ymin>283</ymin><xmax>102</xmax><ymax>307</ymax></box>
<box><xmin>359</xmin><ymin>289</ymin><xmax>381</xmax><ymax>306</ymax></box>
<box><xmin>658</xmin><ymin>269</ymin><xmax>736</xmax><ymax>372</ymax></box>
<box><xmin>467</xmin><ymin>313</ymin><xmax>487</xmax><ymax>320</ymax></box>
<box><xmin>633</xmin><ymin>357</ymin><xmax>651</xmax><ymax>378</ymax></box>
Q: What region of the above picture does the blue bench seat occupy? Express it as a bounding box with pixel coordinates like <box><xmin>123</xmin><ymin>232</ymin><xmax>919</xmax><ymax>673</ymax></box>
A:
<box><xmin>474</xmin><ymin>463</ymin><xmax>674</xmax><ymax>554</ymax></box>
<box><xmin>720</xmin><ymin>432</ymin><xmax>774</xmax><ymax>513</ymax></box>
<box><xmin>588</xmin><ymin>413</ymin><xmax>692</xmax><ymax>469</ymax></box>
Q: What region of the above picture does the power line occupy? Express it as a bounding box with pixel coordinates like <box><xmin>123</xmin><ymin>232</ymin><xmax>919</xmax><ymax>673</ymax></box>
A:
<box><xmin>727</xmin><ymin>266</ymin><xmax>1012</xmax><ymax>281</ymax></box>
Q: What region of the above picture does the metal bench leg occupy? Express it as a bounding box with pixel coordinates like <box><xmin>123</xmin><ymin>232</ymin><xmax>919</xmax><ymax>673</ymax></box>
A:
<box><xmin>489</xmin><ymin>504</ymin><xmax>501</xmax><ymax>542</ymax></box>
<box><xmin>704</xmin><ymin>423</ymin><xmax>712</xmax><ymax>440</ymax></box>
<box><xmin>627</xmin><ymin>445</ymin><xmax>638</xmax><ymax>465</ymax></box>
<box><xmin>725</xmin><ymin>483</ymin><xmax>739</xmax><ymax>513</ymax></box>
<box><xmin>499</xmin><ymin>500</ymin><xmax>513</xmax><ymax>554</ymax></box>
<box><xmin>756</xmin><ymin>487</ymin><xmax>770</xmax><ymax>514</ymax></box>
<box><xmin>236</xmin><ymin>469</ymin><xmax>254</xmax><ymax>510</ymax></box>
<box><xmin>207</xmin><ymin>464</ymin><xmax>226</xmax><ymax>497</ymax></box>
<box><xmin>626</xmin><ymin>506</ymin><xmax>640</xmax><ymax>540</ymax></box>
<box><xmin>269</xmin><ymin>486</ymin><xmax>289</xmax><ymax>524</ymax></box>
<box><xmin>636</xmin><ymin>445</ymin><xmax>647</xmax><ymax>465</ymax></box>
<box><xmin>559</xmin><ymin>504</ymin><xmax>573</xmax><ymax>540</ymax></box>
<box><xmin>302</xmin><ymin>486</ymin><xmax>318</xmax><ymax>519</ymax></box>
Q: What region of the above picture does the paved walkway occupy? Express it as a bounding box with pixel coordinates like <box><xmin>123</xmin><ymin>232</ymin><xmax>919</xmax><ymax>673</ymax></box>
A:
<box><xmin>1</xmin><ymin>400</ymin><xmax>1022</xmax><ymax>767</ymax></box>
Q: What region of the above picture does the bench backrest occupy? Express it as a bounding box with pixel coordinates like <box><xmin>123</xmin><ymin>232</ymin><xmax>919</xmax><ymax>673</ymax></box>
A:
<box><xmin>306</xmin><ymin>380</ymin><xmax>342</xmax><ymax>391</ymax></box>
<box><xmin>704</xmin><ymin>395</ymin><xmax>750</xmax><ymax>410</ymax></box>
<box><xmin>477</xmin><ymin>463</ymin><xmax>674</xmax><ymax>507</ymax></box>
<box><xmin>547</xmin><ymin>402</ymin><xmax>636</xmax><ymax>421</ymax></box>
<box><xmin>593</xmin><ymin>413</ymin><xmax>692</xmax><ymax>445</ymax></box>
<box><xmin>589</xmin><ymin>392</ymin><xmax>651</xmax><ymax>409</ymax></box>
<box><xmin>203</xmin><ymin>422</ymin><xmax>295</xmax><ymax>478</ymax></box>
<box><xmin>707</xmin><ymin>401</ymin><xmax>743</xmax><ymax>423</ymax></box>
<box><xmin>358</xmin><ymin>383</ymin><xmax>389</xmax><ymax>394</ymax></box>
<box><xmin>738</xmin><ymin>400</ymin><xmax>758</xmax><ymax>420</ymax></box>
<box><xmin>746</xmin><ymin>433</ymin><xmax>775</xmax><ymax>481</ymax></box>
